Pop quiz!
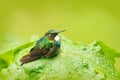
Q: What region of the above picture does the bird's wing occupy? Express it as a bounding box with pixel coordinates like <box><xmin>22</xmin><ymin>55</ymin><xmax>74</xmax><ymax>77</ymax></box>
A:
<box><xmin>29</xmin><ymin>45</ymin><xmax>49</xmax><ymax>57</ymax></box>
<box><xmin>20</xmin><ymin>45</ymin><xmax>49</xmax><ymax>65</ymax></box>
<box><xmin>20</xmin><ymin>37</ymin><xmax>53</xmax><ymax>65</ymax></box>
<box><xmin>30</xmin><ymin>37</ymin><xmax>54</xmax><ymax>57</ymax></box>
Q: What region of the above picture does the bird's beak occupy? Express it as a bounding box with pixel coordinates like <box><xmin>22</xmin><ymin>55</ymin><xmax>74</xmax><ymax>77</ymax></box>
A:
<box><xmin>58</xmin><ymin>30</ymin><xmax>66</xmax><ymax>33</ymax></box>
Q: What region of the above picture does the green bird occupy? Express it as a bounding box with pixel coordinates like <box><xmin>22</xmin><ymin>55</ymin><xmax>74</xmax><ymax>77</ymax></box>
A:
<box><xmin>20</xmin><ymin>30</ymin><xmax>65</xmax><ymax>66</ymax></box>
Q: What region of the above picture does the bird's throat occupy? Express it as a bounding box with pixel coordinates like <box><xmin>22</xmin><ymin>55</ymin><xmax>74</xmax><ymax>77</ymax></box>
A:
<box><xmin>54</xmin><ymin>35</ymin><xmax>60</xmax><ymax>41</ymax></box>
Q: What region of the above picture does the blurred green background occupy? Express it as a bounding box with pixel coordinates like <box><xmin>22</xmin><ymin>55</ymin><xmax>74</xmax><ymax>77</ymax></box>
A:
<box><xmin>0</xmin><ymin>0</ymin><xmax>120</xmax><ymax>53</ymax></box>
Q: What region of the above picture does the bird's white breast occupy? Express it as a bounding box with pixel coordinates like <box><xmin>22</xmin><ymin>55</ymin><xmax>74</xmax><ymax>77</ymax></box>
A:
<box><xmin>54</xmin><ymin>35</ymin><xmax>60</xmax><ymax>41</ymax></box>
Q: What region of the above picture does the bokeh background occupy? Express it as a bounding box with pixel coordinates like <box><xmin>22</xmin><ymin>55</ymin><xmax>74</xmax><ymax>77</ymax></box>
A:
<box><xmin>0</xmin><ymin>0</ymin><xmax>120</xmax><ymax>74</ymax></box>
<box><xmin>0</xmin><ymin>0</ymin><xmax>120</xmax><ymax>52</ymax></box>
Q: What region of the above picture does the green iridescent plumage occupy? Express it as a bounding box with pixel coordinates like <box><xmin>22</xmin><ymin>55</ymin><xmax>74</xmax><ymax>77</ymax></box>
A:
<box><xmin>20</xmin><ymin>30</ymin><xmax>65</xmax><ymax>66</ymax></box>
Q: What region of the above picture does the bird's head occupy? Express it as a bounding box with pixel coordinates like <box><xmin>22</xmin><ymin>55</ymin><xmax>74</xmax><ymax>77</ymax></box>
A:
<box><xmin>45</xmin><ymin>30</ymin><xmax>65</xmax><ymax>40</ymax></box>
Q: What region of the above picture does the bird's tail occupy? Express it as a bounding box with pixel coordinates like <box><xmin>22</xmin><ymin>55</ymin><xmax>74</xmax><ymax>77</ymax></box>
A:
<box><xmin>20</xmin><ymin>54</ymin><xmax>40</xmax><ymax>66</ymax></box>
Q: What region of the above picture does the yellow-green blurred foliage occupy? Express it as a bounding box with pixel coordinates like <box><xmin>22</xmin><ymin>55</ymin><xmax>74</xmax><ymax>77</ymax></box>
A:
<box><xmin>0</xmin><ymin>0</ymin><xmax>120</xmax><ymax>52</ymax></box>
<box><xmin>0</xmin><ymin>0</ymin><xmax>120</xmax><ymax>74</ymax></box>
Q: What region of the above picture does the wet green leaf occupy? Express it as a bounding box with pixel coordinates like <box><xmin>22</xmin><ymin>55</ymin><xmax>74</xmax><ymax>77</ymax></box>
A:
<box><xmin>0</xmin><ymin>35</ymin><xmax>120</xmax><ymax>80</ymax></box>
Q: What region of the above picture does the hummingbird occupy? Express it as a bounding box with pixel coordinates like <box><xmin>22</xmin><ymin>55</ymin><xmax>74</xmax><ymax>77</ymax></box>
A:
<box><xmin>20</xmin><ymin>30</ymin><xmax>65</xmax><ymax>66</ymax></box>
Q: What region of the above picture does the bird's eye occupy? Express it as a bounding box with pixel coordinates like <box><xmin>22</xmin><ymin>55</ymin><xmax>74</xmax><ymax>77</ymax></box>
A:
<box><xmin>48</xmin><ymin>34</ymin><xmax>51</xmax><ymax>36</ymax></box>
